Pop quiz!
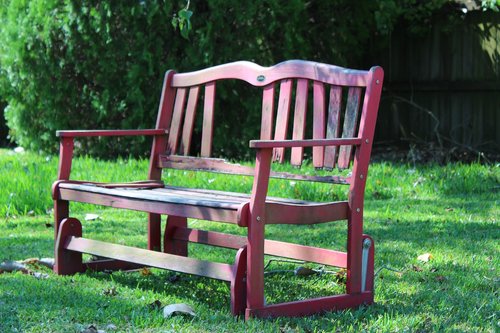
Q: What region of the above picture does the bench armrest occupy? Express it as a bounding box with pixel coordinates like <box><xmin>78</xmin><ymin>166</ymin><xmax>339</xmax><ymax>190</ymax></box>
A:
<box><xmin>56</xmin><ymin>129</ymin><xmax>167</xmax><ymax>138</ymax></box>
<box><xmin>249</xmin><ymin>138</ymin><xmax>363</xmax><ymax>149</ymax></box>
<box><xmin>56</xmin><ymin>129</ymin><xmax>167</xmax><ymax>180</ymax></box>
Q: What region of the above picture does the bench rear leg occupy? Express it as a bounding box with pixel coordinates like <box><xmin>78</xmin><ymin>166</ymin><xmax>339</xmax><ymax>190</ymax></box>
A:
<box><xmin>54</xmin><ymin>217</ymin><xmax>83</xmax><ymax>275</ymax></box>
<box><xmin>163</xmin><ymin>216</ymin><xmax>188</xmax><ymax>256</ymax></box>
<box><xmin>148</xmin><ymin>213</ymin><xmax>162</xmax><ymax>251</ymax></box>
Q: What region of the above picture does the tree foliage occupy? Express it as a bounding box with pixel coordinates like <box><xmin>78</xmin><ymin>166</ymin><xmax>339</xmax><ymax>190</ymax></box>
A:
<box><xmin>0</xmin><ymin>0</ymin><xmax>465</xmax><ymax>157</ymax></box>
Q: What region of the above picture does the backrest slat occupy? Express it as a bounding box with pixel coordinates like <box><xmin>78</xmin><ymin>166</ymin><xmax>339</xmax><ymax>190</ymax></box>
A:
<box><xmin>312</xmin><ymin>82</ymin><xmax>326</xmax><ymax>168</ymax></box>
<box><xmin>260</xmin><ymin>84</ymin><xmax>275</xmax><ymax>140</ymax></box>
<box><xmin>201</xmin><ymin>82</ymin><xmax>216</xmax><ymax>157</ymax></box>
<box><xmin>272</xmin><ymin>79</ymin><xmax>293</xmax><ymax>163</ymax></box>
<box><xmin>290</xmin><ymin>79</ymin><xmax>309</xmax><ymax>166</ymax></box>
<box><xmin>324</xmin><ymin>86</ymin><xmax>343</xmax><ymax>169</ymax></box>
<box><xmin>337</xmin><ymin>87</ymin><xmax>362</xmax><ymax>169</ymax></box>
<box><xmin>167</xmin><ymin>88</ymin><xmax>187</xmax><ymax>154</ymax></box>
<box><xmin>179</xmin><ymin>86</ymin><xmax>200</xmax><ymax>155</ymax></box>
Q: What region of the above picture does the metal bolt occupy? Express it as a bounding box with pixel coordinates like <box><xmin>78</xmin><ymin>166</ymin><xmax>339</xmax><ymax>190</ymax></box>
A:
<box><xmin>257</xmin><ymin>75</ymin><xmax>266</xmax><ymax>82</ymax></box>
<box><xmin>365</xmin><ymin>139</ymin><xmax>369</xmax><ymax>144</ymax></box>
<box><xmin>363</xmin><ymin>238</ymin><xmax>372</xmax><ymax>249</ymax></box>
<box><xmin>356</xmin><ymin>208</ymin><xmax>361</xmax><ymax>213</ymax></box>
<box><xmin>360</xmin><ymin>174</ymin><xmax>364</xmax><ymax>179</ymax></box>
<box><xmin>256</xmin><ymin>216</ymin><xmax>261</xmax><ymax>221</ymax></box>
<box><xmin>376</xmin><ymin>79</ymin><xmax>380</xmax><ymax>85</ymax></box>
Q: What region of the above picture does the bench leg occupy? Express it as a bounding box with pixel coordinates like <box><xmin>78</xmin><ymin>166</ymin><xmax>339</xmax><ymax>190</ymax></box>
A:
<box><xmin>231</xmin><ymin>246</ymin><xmax>247</xmax><ymax>316</ymax></box>
<box><xmin>148</xmin><ymin>213</ymin><xmax>162</xmax><ymax>251</ymax></box>
<box><xmin>163</xmin><ymin>216</ymin><xmax>188</xmax><ymax>256</ymax></box>
<box><xmin>54</xmin><ymin>199</ymin><xmax>69</xmax><ymax>246</ymax></box>
<box><xmin>54</xmin><ymin>218</ymin><xmax>83</xmax><ymax>275</ymax></box>
<box><xmin>245</xmin><ymin>214</ymin><xmax>266</xmax><ymax>319</ymax></box>
<box><xmin>346</xmin><ymin>212</ymin><xmax>363</xmax><ymax>294</ymax></box>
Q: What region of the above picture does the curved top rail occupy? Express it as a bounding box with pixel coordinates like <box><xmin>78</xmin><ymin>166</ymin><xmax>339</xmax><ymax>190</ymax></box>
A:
<box><xmin>171</xmin><ymin>60</ymin><xmax>381</xmax><ymax>88</ymax></box>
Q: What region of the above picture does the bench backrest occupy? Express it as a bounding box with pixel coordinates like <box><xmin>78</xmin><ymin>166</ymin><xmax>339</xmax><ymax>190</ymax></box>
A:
<box><xmin>148</xmin><ymin>60</ymin><xmax>383</xmax><ymax>185</ymax></box>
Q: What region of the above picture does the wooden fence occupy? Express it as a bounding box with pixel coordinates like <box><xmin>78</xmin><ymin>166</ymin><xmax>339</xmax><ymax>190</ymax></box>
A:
<box><xmin>374</xmin><ymin>11</ymin><xmax>499</xmax><ymax>153</ymax></box>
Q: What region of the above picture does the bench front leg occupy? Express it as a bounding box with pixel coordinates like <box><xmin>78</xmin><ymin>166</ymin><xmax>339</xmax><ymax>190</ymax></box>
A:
<box><xmin>53</xmin><ymin>136</ymin><xmax>75</xmax><ymax>252</ymax></box>
<box><xmin>246</xmin><ymin>148</ymin><xmax>273</xmax><ymax>318</ymax></box>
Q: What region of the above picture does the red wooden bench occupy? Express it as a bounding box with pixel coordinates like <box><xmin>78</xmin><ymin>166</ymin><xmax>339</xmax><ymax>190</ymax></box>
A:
<box><xmin>52</xmin><ymin>60</ymin><xmax>384</xmax><ymax>319</ymax></box>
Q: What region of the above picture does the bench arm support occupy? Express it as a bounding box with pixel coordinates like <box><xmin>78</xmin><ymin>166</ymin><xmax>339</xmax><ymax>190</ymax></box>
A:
<box><xmin>249</xmin><ymin>138</ymin><xmax>363</xmax><ymax>149</ymax></box>
<box><xmin>56</xmin><ymin>129</ymin><xmax>167</xmax><ymax>180</ymax></box>
<box><xmin>57</xmin><ymin>129</ymin><xmax>167</xmax><ymax>138</ymax></box>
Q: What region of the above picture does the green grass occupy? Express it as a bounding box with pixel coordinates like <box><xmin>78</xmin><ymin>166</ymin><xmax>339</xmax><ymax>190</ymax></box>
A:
<box><xmin>0</xmin><ymin>148</ymin><xmax>498</xmax><ymax>332</ymax></box>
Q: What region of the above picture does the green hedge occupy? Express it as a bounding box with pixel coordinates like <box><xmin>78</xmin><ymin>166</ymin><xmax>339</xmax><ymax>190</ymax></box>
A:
<box><xmin>0</xmin><ymin>0</ymin><xmax>450</xmax><ymax>158</ymax></box>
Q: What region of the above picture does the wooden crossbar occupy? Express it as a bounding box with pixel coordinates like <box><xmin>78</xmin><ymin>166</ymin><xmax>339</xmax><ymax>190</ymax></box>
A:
<box><xmin>64</xmin><ymin>236</ymin><xmax>235</xmax><ymax>281</ymax></box>
<box><xmin>158</xmin><ymin>155</ymin><xmax>350</xmax><ymax>184</ymax></box>
<box><xmin>171</xmin><ymin>227</ymin><xmax>348</xmax><ymax>268</ymax></box>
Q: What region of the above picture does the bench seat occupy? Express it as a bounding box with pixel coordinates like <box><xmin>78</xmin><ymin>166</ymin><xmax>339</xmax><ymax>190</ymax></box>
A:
<box><xmin>55</xmin><ymin>182</ymin><xmax>349</xmax><ymax>225</ymax></box>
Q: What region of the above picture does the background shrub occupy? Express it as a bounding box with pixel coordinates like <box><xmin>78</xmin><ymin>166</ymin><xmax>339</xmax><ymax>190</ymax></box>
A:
<box><xmin>0</xmin><ymin>0</ymin><xmax>455</xmax><ymax>158</ymax></box>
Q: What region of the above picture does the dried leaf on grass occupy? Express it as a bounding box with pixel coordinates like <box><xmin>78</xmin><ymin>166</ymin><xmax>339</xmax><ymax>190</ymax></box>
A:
<box><xmin>140</xmin><ymin>267</ymin><xmax>152</xmax><ymax>276</ymax></box>
<box><xmin>417</xmin><ymin>253</ymin><xmax>433</xmax><ymax>262</ymax></box>
<box><xmin>20</xmin><ymin>257</ymin><xmax>54</xmax><ymax>269</ymax></box>
<box><xmin>163</xmin><ymin>303</ymin><xmax>196</xmax><ymax>318</ymax></box>
<box><xmin>294</xmin><ymin>266</ymin><xmax>316</xmax><ymax>276</ymax></box>
<box><xmin>102</xmin><ymin>287</ymin><xmax>118</xmax><ymax>296</ymax></box>
<box><xmin>334</xmin><ymin>268</ymin><xmax>347</xmax><ymax>283</ymax></box>
<box><xmin>81</xmin><ymin>325</ymin><xmax>106</xmax><ymax>333</ymax></box>
<box><xmin>148</xmin><ymin>300</ymin><xmax>163</xmax><ymax>311</ymax></box>
<box><xmin>435</xmin><ymin>275</ymin><xmax>447</xmax><ymax>282</ymax></box>
<box><xmin>30</xmin><ymin>272</ymin><xmax>49</xmax><ymax>279</ymax></box>
<box><xmin>105</xmin><ymin>324</ymin><xmax>117</xmax><ymax>331</ymax></box>
<box><xmin>412</xmin><ymin>265</ymin><xmax>423</xmax><ymax>272</ymax></box>
<box><xmin>85</xmin><ymin>213</ymin><xmax>100</xmax><ymax>221</ymax></box>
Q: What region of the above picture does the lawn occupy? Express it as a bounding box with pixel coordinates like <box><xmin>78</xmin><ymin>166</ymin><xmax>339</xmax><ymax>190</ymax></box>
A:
<box><xmin>0</xmin><ymin>148</ymin><xmax>498</xmax><ymax>332</ymax></box>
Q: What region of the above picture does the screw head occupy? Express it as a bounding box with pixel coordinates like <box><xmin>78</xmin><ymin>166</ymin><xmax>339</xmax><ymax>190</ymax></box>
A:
<box><xmin>256</xmin><ymin>216</ymin><xmax>261</xmax><ymax>221</ymax></box>
<box><xmin>363</xmin><ymin>238</ymin><xmax>372</xmax><ymax>248</ymax></box>
<box><xmin>356</xmin><ymin>208</ymin><xmax>361</xmax><ymax>213</ymax></box>
<box><xmin>376</xmin><ymin>79</ymin><xmax>380</xmax><ymax>84</ymax></box>
<box><xmin>257</xmin><ymin>75</ymin><xmax>266</xmax><ymax>82</ymax></box>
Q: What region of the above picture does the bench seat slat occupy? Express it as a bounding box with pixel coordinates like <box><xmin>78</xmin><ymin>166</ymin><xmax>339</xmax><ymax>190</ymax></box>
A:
<box><xmin>266</xmin><ymin>201</ymin><xmax>348</xmax><ymax>224</ymax></box>
<box><xmin>58</xmin><ymin>187</ymin><xmax>239</xmax><ymax>223</ymax></box>
<box><xmin>58</xmin><ymin>183</ymin><xmax>341</xmax><ymax>208</ymax></box>
<box><xmin>65</xmin><ymin>236</ymin><xmax>235</xmax><ymax>281</ymax></box>
<box><xmin>59</xmin><ymin>183</ymin><xmax>243</xmax><ymax>209</ymax></box>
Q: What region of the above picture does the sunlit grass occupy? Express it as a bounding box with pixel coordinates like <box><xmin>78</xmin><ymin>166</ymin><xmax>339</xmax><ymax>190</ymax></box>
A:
<box><xmin>0</xmin><ymin>148</ymin><xmax>498</xmax><ymax>332</ymax></box>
